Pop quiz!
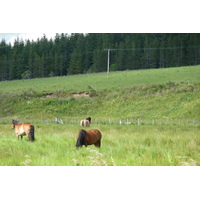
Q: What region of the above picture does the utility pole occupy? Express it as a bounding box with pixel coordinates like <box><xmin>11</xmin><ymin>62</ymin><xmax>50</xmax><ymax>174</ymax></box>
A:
<box><xmin>105</xmin><ymin>48</ymin><xmax>111</xmax><ymax>77</ymax></box>
<box><xmin>104</xmin><ymin>48</ymin><xmax>114</xmax><ymax>76</ymax></box>
<box><xmin>107</xmin><ymin>48</ymin><xmax>110</xmax><ymax>75</ymax></box>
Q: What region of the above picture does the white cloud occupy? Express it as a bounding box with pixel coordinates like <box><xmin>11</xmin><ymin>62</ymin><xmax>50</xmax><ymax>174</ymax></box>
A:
<box><xmin>0</xmin><ymin>33</ymin><xmax>57</xmax><ymax>45</ymax></box>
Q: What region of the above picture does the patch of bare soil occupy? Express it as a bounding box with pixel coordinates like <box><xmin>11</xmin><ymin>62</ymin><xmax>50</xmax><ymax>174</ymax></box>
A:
<box><xmin>71</xmin><ymin>92</ymin><xmax>90</xmax><ymax>98</ymax></box>
<box><xmin>45</xmin><ymin>93</ymin><xmax>57</xmax><ymax>98</ymax></box>
<box><xmin>44</xmin><ymin>92</ymin><xmax>90</xmax><ymax>98</ymax></box>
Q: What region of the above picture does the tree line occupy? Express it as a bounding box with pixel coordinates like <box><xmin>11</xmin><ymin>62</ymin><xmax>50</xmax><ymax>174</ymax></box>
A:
<box><xmin>0</xmin><ymin>33</ymin><xmax>199</xmax><ymax>81</ymax></box>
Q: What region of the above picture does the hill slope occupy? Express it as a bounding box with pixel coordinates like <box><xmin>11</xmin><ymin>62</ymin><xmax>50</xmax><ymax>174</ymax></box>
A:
<box><xmin>0</xmin><ymin>66</ymin><xmax>199</xmax><ymax>124</ymax></box>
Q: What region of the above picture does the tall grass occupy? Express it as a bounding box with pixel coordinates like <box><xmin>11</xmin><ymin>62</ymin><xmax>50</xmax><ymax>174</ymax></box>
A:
<box><xmin>1</xmin><ymin>124</ymin><xmax>199</xmax><ymax>166</ymax></box>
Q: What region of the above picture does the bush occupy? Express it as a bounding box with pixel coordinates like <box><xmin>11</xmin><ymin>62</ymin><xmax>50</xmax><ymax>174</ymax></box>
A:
<box><xmin>21</xmin><ymin>70</ymin><xmax>31</xmax><ymax>79</ymax></box>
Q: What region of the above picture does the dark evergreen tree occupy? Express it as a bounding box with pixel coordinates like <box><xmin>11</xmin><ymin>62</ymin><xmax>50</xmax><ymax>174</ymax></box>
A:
<box><xmin>151</xmin><ymin>37</ymin><xmax>160</xmax><ymax>68</ymax></box>
<box><xmin>68</xmin><ymin>34</ymin><xmax>85</xmax><ymax>75</ymax></box>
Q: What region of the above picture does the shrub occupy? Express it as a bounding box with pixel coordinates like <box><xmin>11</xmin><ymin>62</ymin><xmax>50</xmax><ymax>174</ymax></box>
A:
<box><xmin>21</xmin><ymin>70</ymin><xmax>31</xmax><ymax>79</ymax></box>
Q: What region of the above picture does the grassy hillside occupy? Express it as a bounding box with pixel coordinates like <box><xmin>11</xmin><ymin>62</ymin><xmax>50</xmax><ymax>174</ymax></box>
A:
<box><xmin>0</xmin><ymin>65</ymin><xmax>200</xmax><ymax>94</ymax></box>
<box><xmin>0</xmin><ymin>65</ymin><xmax>199</xmax><ymax>123</ymax></box>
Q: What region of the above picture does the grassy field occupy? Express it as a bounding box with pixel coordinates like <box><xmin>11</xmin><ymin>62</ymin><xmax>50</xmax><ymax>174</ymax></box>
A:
<box><xmin>0</xmin><ymin>65</ymin><xmax>200</xmax><ymax>94</ymax></box>
<box><xmin>1</xmin><ymin>124</ymin><xmax>199</xmax><ymax>166</ymax></box>
<box><xmin>0</xmin><ymin>66</ymin><xmax>200</xmax><ymax>166</ymax></box>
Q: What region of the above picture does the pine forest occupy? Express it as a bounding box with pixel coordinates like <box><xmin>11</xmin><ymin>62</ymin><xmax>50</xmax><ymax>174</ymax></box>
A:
<box><xmin>0</xmin><ymin>33</ymin><xmax>200</xmax><ymax>81</ymax></box>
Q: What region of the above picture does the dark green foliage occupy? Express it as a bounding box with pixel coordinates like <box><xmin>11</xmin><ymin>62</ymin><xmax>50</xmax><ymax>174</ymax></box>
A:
<box><xmin>0</xmin><ymin>33</ymin><xmax>200</xmax><ymax>81</ymax></box>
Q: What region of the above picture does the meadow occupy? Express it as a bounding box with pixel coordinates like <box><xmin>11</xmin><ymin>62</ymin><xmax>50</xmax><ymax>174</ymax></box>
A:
<box><xmin>0</xmin><ymin>66</ymin><xmax>200</xmax><ymax>166</ymax></box>
<box><xmin>0</xmin><ymin>123</ymin><xmax>199</xmax><ymax>166</ymax></box>
<box><xmin>0</xmin><ymin>65</ymin><xmax>200</xmax><ymax>95</ymax></box>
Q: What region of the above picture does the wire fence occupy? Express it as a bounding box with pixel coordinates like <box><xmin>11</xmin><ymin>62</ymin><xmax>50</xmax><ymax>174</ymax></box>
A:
<box><xmin>67</xmin><ymin>117</ymin><xmax>199</xmax><ymax>126</ymax></box>
<box><xmin>1</xmin><ymin>117</ymin><xmax>199</xmax><ymax>126</ymax></box>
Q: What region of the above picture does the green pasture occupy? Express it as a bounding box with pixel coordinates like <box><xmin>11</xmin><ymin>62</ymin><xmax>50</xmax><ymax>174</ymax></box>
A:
<box><xmin>0</xmin><ymin>123</ymin><xmax>199</xmax><ymax>166</ymax></box>
<box><xmin>0</xmin><ymin>65</ymin><xmax>199</xmax><ymax>94</ymax></box>
<box><xmin>0</xmin><ymin>66</ymin><xmax>200</xmax><ymax>123</ymax></box>
<box><xmin>0</xmin><ymin>65</ymin><xmax>200</xmax><ymax>166</ymax></box>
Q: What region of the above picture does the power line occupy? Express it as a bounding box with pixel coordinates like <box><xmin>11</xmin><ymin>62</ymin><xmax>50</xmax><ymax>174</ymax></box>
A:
<box><xmin>0</xmin><ymin>45</ymin><xmax>199</xmax><ymax>65</ymax></box>
<box><xmin>104</xmin><ymin>45</ymin><xmax>200</xmax><ymax>51</ymax></box>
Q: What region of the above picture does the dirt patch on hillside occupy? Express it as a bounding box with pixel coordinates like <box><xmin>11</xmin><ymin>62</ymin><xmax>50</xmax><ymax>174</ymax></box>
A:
<box><xmin>44</xmin><ymin>92</ymin><xmax>90</xmax><ymax>98</ymax></box>
<box><xmin>71</xmin><ymin>92</ymin><xmax>90</xmax><ymax>98</ymax></box>
<box><xmin>45</xmin><ymin>93</ymin><xmax>57</xmax><ymax>98</ymax></box>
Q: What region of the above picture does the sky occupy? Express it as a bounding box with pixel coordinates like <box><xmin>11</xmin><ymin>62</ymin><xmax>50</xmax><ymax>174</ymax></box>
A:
<box><xmin>0</xmin><ymin>1</ymin><xmax>199</xmax><ymax>46</ymax></box>
<box><xmin>0</xmin><ymin>33</ymin><xmax>57</xmax><ymax>45</ymax></box>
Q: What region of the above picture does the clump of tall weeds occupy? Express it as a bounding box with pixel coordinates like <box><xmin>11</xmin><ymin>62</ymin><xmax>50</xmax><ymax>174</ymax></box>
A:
<box><xmin>72</xmin><ymin>148</ymin><xmax>116</xmax><ymax>166</ymax></box>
